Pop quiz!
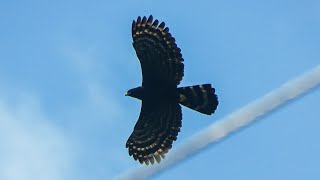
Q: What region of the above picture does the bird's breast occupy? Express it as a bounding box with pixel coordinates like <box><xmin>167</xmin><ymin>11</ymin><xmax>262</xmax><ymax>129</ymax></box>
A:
<box><xmin>143</xmin><ymin>86</ymin><xmax>178</xmax><ymax>102</ymax></box>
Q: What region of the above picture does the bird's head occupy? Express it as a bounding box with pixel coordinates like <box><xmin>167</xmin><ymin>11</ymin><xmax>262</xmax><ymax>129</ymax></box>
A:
<box><xmin>125</xmin><ymin>86</ymin><xmax>144</xmax><ymax>100</ymax></box>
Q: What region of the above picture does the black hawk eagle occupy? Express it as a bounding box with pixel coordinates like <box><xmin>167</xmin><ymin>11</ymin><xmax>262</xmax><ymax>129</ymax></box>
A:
<box><xmin>125</xmin><ymin>15</ymin><xmax>219</xmax><ymax>165</ymax></box>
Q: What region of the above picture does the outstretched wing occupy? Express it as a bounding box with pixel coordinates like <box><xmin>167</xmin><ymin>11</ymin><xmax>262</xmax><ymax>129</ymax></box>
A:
<box><xmin>126</xmin><ymin>100</ymin><xmax>182</xmax><ymax>165</ymax></box>
<box><xmin>132</xmin><ymin>15</ymin><xmax>184</xmax><ymax>87</ymax></box>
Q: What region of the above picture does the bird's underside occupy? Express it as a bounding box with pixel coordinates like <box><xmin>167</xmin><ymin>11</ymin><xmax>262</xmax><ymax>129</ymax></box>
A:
<box><xmin>126</xmin><ymin>15</ymin><xmax>219</xmax><ymax>165</ymax></box>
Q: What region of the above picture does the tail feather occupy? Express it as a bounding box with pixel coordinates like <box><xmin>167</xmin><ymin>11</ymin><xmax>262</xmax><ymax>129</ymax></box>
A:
<box><xmin>178</xmin><ymin>84</ymin><xmax>218</xmax><ymax>115</ymax></box>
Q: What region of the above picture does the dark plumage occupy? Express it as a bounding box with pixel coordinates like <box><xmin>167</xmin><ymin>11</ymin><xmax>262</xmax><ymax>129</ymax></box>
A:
<box><xmin>126</xmin><ymin>15</ymin><xmax>219</xmax><ymax>165</ymax></box>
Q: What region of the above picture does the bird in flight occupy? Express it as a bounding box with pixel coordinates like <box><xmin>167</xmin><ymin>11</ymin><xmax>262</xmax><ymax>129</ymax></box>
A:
<box><xmin>125</xmin><ymin>15</ymin><xmax>219</xmax><ymax>165</ymax></box>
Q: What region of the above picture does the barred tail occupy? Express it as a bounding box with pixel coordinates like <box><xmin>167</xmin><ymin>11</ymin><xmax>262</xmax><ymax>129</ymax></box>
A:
<box><xmin>178</xmin><ymin>84</ymin><xmax>218</xmax><ymax>115</ymax></box>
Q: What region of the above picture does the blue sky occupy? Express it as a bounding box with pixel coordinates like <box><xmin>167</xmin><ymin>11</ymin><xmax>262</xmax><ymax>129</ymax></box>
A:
<box><xmin>0</xmin><ymin>0</ymin><xmax>319</xmax><ymax>180</ymax></box>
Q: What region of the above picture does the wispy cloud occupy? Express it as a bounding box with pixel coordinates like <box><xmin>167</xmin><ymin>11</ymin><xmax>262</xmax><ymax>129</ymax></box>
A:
<box><xmin>62</xmin><ymin>46</ymin><xmax>124</xmax><ymax>121</ymax></box>
<box><xmin>59</xmin><ymin>44</ymin><xmax>134</xmax><ymax>177</ymax></box>
<box><xmin>0</xmin><ymin>40</ymin><xmax>132</xmax><ymax>180</ymax></box>
<box><xmin>0</xmin><ymin>92</ymin><xmax>75</xmax><ymax>180</ymax></box>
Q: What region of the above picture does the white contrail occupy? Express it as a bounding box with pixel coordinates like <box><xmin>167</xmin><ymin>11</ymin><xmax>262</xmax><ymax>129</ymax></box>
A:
<box><xmin>115</xmin><ymin>65</ymin><xmax>320</xmax><ymax>180</ymax></box>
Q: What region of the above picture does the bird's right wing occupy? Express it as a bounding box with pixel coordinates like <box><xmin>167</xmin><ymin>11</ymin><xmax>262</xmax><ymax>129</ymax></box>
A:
<box><xmin>132</xmin><ymin>15</ymin><xmax>184</xmax><ymax>87</ymax></box>
<box><xmin>126</xmin><ymin>100</ymin><xmax>182</xmax><ymax>165</ymax></box>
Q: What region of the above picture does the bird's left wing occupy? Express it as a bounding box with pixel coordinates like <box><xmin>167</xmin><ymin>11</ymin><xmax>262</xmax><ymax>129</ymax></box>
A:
<box><xmin>126</xmin><ymin>100</ymin><xmax>182</xmax><ymax>165</ymax></box>
<box><xmin>132</xmin><ymin>15</ymin><xmax>184</xmax><ymax>87</ymax></box>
